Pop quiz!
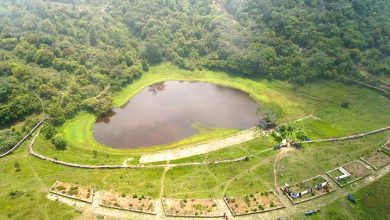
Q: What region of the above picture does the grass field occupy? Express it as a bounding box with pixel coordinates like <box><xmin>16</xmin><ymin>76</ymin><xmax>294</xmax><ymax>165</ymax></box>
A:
<box><xmin>1</xmin><ymin>130</ymin><xmax>388</xmax><ymax>219</ymax></box>
<box><xmin>0</xmin><ymin>64</ymin><xmax>389</xmax><ymax>219</ymax></box>
<box><xmin>31</xmin><ymin>63</ymin><xmax>390</xmax><ymax>165</ymax></box>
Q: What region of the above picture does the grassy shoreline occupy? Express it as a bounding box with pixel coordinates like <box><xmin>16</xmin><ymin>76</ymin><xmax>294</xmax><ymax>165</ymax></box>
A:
<box><xmin>0</xmin><ymin>63</ymin><xmax>389</xmax><ymax>218</ymax></box>
<box><xmin>42</xmin><ymin>63</ymin><xmax>311</xmax><ymax>164</ymax></box>
<box><xmin>32</xmin><ymin>63</ymin><xmax>390</xmax><ymax>165</ymax></box>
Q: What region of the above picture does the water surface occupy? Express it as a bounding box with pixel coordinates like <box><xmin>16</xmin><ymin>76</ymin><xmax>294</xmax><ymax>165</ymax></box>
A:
<box><xmin>94</xmin><ymin>81</ymin><xmax>259</xmax><ymax>148</ymax></box>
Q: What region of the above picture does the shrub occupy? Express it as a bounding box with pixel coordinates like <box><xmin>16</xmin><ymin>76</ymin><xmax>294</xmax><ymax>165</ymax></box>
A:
<box><xmin>42</xmin><ymin>125</ymin><xmax>56</xmax><ymax>139</ymax></box>
<box><xmin>8</xmin><ymin>190</ymin><xmax>23</xmax><ymax>199</ymax></box>
<box><xmin>56</xmin><ymin>186</ymin><xmax>66</xmax><ymax>191</ymax></box>
<box><xmin>52</xmin><ymin>135</ymin><xmax>67</xmax><ymax>150</ymax></box>
<box><xmin>14</xmin><ymin>161</ymin><xmax>21</xmax><ymax>172</ymax></box>
<box><xmin>340</xmin><ymin>101</ymin><xmax>350</xmax><ymax>108</ymax></box>
<box><xmin>270</xmin><ymin>202</ymin><xmax>275</xmax><ymax>207</ymax></box>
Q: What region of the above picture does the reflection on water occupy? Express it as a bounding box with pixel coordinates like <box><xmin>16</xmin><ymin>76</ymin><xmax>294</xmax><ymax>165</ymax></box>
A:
<box><xmin>95</xmin><ymin>111</ymin><xmax>117</xmax><ymax>124</ymax></box>
<box><xmin>148</xmin><ymin>82</ymin><xmax>166</xmax><ymax>95</ymax></box>
<box><xmin>94</xmin><ymin>81</ymin><xmax>259</xmax><ymax>149</ymax></box>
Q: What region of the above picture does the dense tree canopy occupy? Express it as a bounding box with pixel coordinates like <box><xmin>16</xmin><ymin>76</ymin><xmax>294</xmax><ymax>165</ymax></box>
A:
<box><xmin>0</xmin><ymin>0</ymin><xmax>389</xmax><ymax>152</ymax></box>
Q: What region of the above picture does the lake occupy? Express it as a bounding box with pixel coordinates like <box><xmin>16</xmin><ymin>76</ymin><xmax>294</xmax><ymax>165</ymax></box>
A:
<box><xmin>94</xmin><ymin>81</ymin><xmax>259</xmax><ymax>148</ymax></box>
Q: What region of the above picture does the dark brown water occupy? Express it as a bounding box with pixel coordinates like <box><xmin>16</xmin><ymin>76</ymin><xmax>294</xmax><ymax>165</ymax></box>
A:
<box><xmin>94</xmin><ymin>81</ymin><xmax>259</xmax><ymax>148</ymax></box>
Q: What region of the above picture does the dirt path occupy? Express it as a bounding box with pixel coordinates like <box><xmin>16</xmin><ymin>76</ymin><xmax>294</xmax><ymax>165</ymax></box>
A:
<box><xmin>24</xmin><ymin>141</ymin><xmax>48</xmax><ymax>193</ymax></box>
<box><xmin>273</xmin><ymin>151</ymin><xmax>282</xmax><ymax>195</ymax></box>
<box><xmin>159</xmin><ymin>161</ymin><xmax>169</xmax><ymax>199</ymax></box>
<box><xmin>222</xmin><ymin>159</ymin><xmax>270</xmax><ymax>196</ymax></box>
<box><xmin>140</xmin><ymin>128</ymin><xmax>263</xmax><ymax>163</ymax></box>
<box><xmin>273</xmin><ymin>147</ymin><xmax>297</xmax><ymax>195</ymax></box>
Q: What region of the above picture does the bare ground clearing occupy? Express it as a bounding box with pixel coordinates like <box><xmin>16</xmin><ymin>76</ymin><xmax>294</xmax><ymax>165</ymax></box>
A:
<box><xmin>139</xmin><ymin>128</ymin><xmax>264</xmax><ymax>163</ymax></box>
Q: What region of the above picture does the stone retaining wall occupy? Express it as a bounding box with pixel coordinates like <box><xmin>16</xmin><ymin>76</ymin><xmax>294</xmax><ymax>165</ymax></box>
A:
<box><xmin>0</xmin><ymin>117</ymin><xmax>48</xmax><ymax>158</ymax></box>
<box><xmin>304</xmin><ymin>126</ymin><xmax>390</xmax><ymax>144</ymax></box>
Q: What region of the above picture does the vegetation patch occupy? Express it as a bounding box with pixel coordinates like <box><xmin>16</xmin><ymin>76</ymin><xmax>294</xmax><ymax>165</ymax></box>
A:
<box><xmin>327</xmin><ymin>160</ymin><xmax>372</xmax><ymax>187</ymax></box>
<box><xmin>100</xmin><ymin>191</ymin><xmax>155</xmax><ymax>214</ymax></box>
<box><xmin>162</xmin><ymin>198</ymin><xmax>222</xmax><ymax>217</ymax></box>
<box><xmin>49</xmin><ymin>181</ymin><xmax>93</xmax><ymax>203</ymax></box>
<box><xmin>225</xmin><ymin>191</ymin><xmax>284</xmax><ymax>216</ymax></box>
<box><xmin>281</xmin><ymin>175</ymin><xmax>334</xmax><ymax>204</ymax></box>
<box><xmin>361</xmin><ymin>149</ymin><xmax>390</xmax><ymax>170</ymax></box>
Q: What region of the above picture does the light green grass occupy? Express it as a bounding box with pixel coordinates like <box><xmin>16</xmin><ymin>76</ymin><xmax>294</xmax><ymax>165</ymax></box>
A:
<box><xmin>50</xmin><ymin>63</ymin><xmax>313</xmax><ymax>164</ymax></box>
<box><xmin>0</xmin><ymin>124</ymin><xmax>388</xmax><ymax>220</ymax></box>
<box><xmin>33</xmin><ymin>112</ymin><xmax>238</xmax><ymax>165</ymax></box>
<box><xmin>113</xmin><ymin>63</ymin><xmax>306</xmax><ymax>118</ymax></box>
<box><xmin>38</xmin><ymin>63</ymin><xmax>390</xmax><ymax>165</ymax></box>
<box><xmin>163</xmin><ymin>150</ymin><xmax>275</xmax><ymax>199</ymax></box>
<box><xmin>0</xmin><ymin>141</ymin><xmax>163</xmax><ymax>220</ymax></box>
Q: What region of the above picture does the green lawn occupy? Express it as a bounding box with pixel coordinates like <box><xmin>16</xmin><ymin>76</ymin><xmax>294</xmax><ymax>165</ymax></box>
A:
<box><xmin>36</xmin><ymin>63</ymin><xmax>390</xmax><ymax>165</ymax></box>
<box><xmin>0</xmin><ymin>64</ymin><xmax>389</xmax><ymax>219</ymax></box>
<box><xmin>0</xmin><ymin>124</ymin><xmax>388</xmax><ymax>220</ymax></box>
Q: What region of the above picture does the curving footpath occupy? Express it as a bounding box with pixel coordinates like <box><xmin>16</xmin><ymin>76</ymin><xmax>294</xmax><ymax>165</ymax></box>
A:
<box><xmin>27</xmin><ymin>125</ymin><xmax>390</xmax><ymax>170</ymax></box>
<box><xmin>0</xmin><ymin>117</ymin><xmax>48</xmax><ymax>158</ymax></box>
<box><xmin>28</xmin><ymin>131</ymin><xmax>250</xmax><ymax>169</ymax></box>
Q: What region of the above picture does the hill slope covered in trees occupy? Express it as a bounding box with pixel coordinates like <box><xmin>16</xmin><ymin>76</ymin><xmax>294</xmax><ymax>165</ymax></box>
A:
<box><xmin>0</xmin><ymin>0</ymin><xmax>389</xmax><ymax>152</ymax></box>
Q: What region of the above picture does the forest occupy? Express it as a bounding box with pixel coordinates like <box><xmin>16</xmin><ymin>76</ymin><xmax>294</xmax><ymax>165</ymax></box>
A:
<box><xmin>0</xmin><ymin>0</ymin><xmax>389</xmax><ymax>153</ymax></box>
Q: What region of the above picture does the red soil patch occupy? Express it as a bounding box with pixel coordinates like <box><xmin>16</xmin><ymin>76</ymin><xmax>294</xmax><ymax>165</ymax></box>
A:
<box><xmin>225</xmin><ymin>191</ymin><xmax>284</xmax><ymax>215</ymax></box>
<box><xmin>100</xmin><ymin>191</ymin><xmax>155</xmax><ymax>214</ymax></box>
<box><xmin>363</xmin><ymin>150</ymin><xmax>390</xmax><ymax>169</ymax></box>
<box><xmin>162</xmin><ymin>198</ymin><xmax>221</xmax><ymax>217</ymax></box>
<box><xmin>50</xmin><ymin>181</ymin><xmax>93</xmax><ymax>203</ymax></box>
<box><xmin>343</xmin><ymin>160</ymin><xmax>371</xmax><ymax>178</ymax></box>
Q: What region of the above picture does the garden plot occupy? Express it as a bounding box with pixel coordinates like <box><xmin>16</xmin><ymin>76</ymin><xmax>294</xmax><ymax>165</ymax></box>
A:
<box><xmin>224</xmin><ymin>191</ymin><xmax>284</xmax><ymax>216</ymax></box>
<box><xmin>382</xmin><ymin>142</ymin><xmax>390</xmax><ymax>153</ymax></box>
<box><xmin>327</xmin><ymin>160</ymin><xmax>372</xmax><ymax>187</ymax></box>
<box><xmin>162</xmin><ymin>198</ymin><xmax>223</xmax><ymax>217</ymax></box>
<box><xmin>49</xmin><ymin>181</ymin><xmax>93</xmax><ymax>203</ymax></box>
<box><xmin>361</xmin><ymin>149</ymin><xmax>390</xmax><ymax>170</ymax></box>
<box><xmin>281</xmin><ymin>175</ymin><xmax>334</xmax><ymax>204</ymax></box>
<box><xmin>100</xmin><ymin>190</ymin><xmax>155</xmax><ymax>214</ymax></box>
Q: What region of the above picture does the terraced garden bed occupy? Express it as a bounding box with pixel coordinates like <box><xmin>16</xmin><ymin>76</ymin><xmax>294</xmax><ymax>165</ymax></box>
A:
<box><xmin>281</xmin><ymin>175</ymin><xmax>334</xmax><ymax>204</ymax></box>
<box><xmin>361</xmin><ymin>149</ymin><xmax>390</xmax><ymax>170</ymax></box>
<box><xmin>382</xmin><ymin>142</ymin><xmax>390</xmax><ymax>153</ymax></box>
<box><xmin>49</xmin><ymin>181</ymin><xmax>93</xmax><ymax>203</ymax></box>
<box><xmin>327</xmin><ymin>160</ymin><xmax>372</xmax><ymax>187</ymax></box>
<box><xmin>162</xmin><ymin>198</ymin><xmax>222</xmax><ymax>217</ymax></box>
<box><xmin>225</xmin><ymin>191</ymin><xmax>284</xmax><ymax>216</ymax></box>
<box><xmin>100</xmin><ymin>191</ymin><xmax>155</xmax><ymax>214</ymax></box>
